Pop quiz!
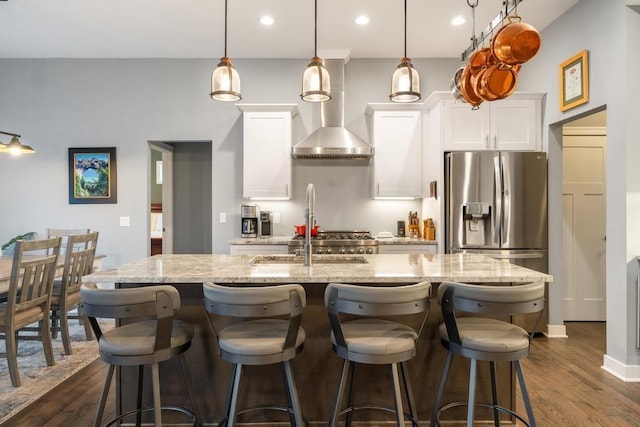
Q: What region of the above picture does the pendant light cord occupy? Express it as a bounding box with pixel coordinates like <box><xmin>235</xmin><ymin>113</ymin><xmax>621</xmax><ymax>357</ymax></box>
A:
<box><xmin>223</xmin><ymin>0</ymin><xmax>228</xmax><ymax>57</ymax></box>
<box><xmin>314</xmin><ymin>0</ymin><xmax>318</xmax><ymax>57</ymax></box>
<box><xmin>403</xmin><ymin>0</ymin><xmax>407</xmax><ymax>58</ymax></box>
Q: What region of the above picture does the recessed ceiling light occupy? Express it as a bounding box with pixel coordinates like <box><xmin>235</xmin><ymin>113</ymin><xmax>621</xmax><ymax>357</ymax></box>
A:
<box><xmin>355</xmin><ymin>15</ymin><xmax>370</xmax><ymax>26</ymax></box>
<box><xmin>451</xmin><ymin>15</ymin><xmax>466</xmax><ymax>26</ymax></box>
<box><xmin>260</xmin><ymin>15</ymin><xmax>274</xmax><ymax>26</ymax></box>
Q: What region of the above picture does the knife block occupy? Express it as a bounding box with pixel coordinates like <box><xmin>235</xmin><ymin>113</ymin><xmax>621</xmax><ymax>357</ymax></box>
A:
<box><xmin>408</xmin><ymin>224</ymin><xmax>421</xmax><ymax>239</ymax></box>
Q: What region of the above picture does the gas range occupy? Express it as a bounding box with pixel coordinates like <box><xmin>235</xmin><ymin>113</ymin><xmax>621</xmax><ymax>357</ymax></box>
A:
<box><xmin>288</xmin><ymin>231</ymin><xmax>378</xmax><ymax>255</ymax></box>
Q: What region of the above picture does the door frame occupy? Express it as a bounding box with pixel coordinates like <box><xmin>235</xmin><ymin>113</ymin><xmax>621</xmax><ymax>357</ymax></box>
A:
<box><xmin>149</xmin><ymin>141</ymin><xmax>174</xmax><ymax>254</ymax></box>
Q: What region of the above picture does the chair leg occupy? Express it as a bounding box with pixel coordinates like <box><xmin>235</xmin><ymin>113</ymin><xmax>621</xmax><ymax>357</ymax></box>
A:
<box><xmin>514</xmin><ymin>360</ymin><xmax>536</xmax><ymax>427</ymax></box>
<box><xmin>430</xmin><ymin>351</ymin><xmax>453</xmax><ymax>427</ymax></box>
<box><xmin>329</xmin><ymin>359</ymin><xmax>352</xmax><ymax>427</ymax></box>
<box><xmin>5</xmin><ymin>328</ymin><xmax>21</xmax><ymax>387</ymax></box>
<box><xmin>227</xmin><ymin>363</ymin><xmax>243</xmax><ymax>427</ymax></box>
<box><xmin>94</xmin><ymin>364</ymin><xmax>115</xmax><ymax>427</ymax></box>
<box><xmin>177</xmin><ymin>353</ymin><xmax>203</xmax><ymax>426</ymax></box>
<box><xmin>282</xmin><ymin>360</ymin><xmax>305</xmax><ymax>426</ymax></box>
<box><xmin>40</xmin><ymin>317</ymin><xmax>56</xmax><ymax>366</ymax></box>
<box><xmin>50</xmin><ymin>309</ymin><xmax>60</xmax><ymax>339</ymax></box>
<box><xmin>151</xmin><ymin>362</ymin><xmax>162</xmax><ymax>427</ymax></box>
<box><xmin>489</xmin><ymin>361</ymin><xmax>500</xmax><ymax>427</ymax></box>
<box><xmin>136</xmin><ymin>364</ymin><xmax>144</xmax><ymax>427</ymax></box>
<box><xmin>400</xmin><ymin>361</ymin><xmax>419</xmax><ymax>426</ymax></box>
<box><xmin>345</xmin><ymin>361</ymin><xmax>356</xmax><ymax>427</ymax></box>
<box><xmin>390</xmin><ymin>362</ymin><xmax>405</xmax><ymax>426</ymax></box>
<box><xmin>466</xmin><ymin>358</ymin><xmax>478</xmax><ymax>427</ymax></box>
<box><xmin>60</xmin><ymin>308</ymin><xmax>73</xmax><ymax>355</ymax></box>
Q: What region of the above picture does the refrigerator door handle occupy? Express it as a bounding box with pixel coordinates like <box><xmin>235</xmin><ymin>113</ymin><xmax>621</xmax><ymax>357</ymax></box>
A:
<box><xmin>501</xmin><ymin>153</ymin><xmax>511</xmax><ymax>247</ymax></box>
<box><xmin>493</xmin><ymin>154</ymin><xmax>502</xmax><ymax>245</ymax></box>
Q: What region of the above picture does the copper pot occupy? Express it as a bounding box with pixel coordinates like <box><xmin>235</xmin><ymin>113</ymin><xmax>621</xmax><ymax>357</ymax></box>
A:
<box><xmin>492</xmin><ymin>17</ymin><xmax>541</xmax><ymax>65</ymax></box>
<box><xmin>460</xmin><ymin>64</ymin><xmax>484</xmax><ymax>108</ymax></box>
<box><xmin>480</xmin><ymin>63</ymin><xmax>519</xmax><ymax>100</ymax></box>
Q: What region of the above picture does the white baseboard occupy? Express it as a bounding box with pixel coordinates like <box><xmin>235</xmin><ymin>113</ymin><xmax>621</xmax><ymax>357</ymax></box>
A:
<box><xmin>602</xmin><ymin>355</ymin><xmax>640</xmax><ymax>382</ymax></box>
<box><xmin>545</xmin><ymin>323</ymin><xmax>568</xmax><ymax>338</ymax></box>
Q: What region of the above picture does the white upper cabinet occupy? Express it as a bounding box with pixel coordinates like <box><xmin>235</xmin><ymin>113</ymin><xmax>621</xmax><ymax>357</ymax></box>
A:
<box><xmin>367</xmin><ymin>104</ymin><xmax>423</xmax><ymax>198</ymax></box>
<box><xmin>238</xmin><ymin>104</ymin><xmax>298</xmax><ymax>200</ymax></box>
<box><xmin>441</xmin><ymin>93</ymin><xmax>543</xmax><ymax>151</ymax></box>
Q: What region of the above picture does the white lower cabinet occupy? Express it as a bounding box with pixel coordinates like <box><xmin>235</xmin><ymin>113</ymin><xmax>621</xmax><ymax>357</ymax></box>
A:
<box><xmin>378</xmin><ymin>244</ymin><xmax>437</xmax><ymax>254</ymax></box>
<box><xmin>229</xmin><ymin>245</ymin><xmax>289</xmax><ymax>255</ymax></box>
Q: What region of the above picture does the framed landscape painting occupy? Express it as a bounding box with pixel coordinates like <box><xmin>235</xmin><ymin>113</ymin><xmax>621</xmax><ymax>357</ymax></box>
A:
<box><xmin>68</xmin><ymin>147</ymin><xmax>117</xmax><ymax>204</ymax></box>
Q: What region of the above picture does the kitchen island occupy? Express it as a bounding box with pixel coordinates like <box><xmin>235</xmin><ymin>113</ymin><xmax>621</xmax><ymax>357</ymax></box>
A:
<box><xmin>85</xmin><ymin>253</ymin><xmax>551</xmax><ymax>425</ymax></box>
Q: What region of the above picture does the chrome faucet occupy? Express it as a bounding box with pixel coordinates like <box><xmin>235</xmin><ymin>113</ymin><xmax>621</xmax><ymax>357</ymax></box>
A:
<box><xmin>304</xmin><ymin>183</ymin><xmax>315</xmax><ymax>266</ymax></box>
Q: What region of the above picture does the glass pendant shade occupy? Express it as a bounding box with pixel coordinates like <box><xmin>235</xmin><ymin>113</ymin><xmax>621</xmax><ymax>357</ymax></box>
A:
<box><xmin>210</xmin><ymin>57</ymin><xmax>242</xmax><ymax>102</ymax></box>
<box><xmin>301</xmin><ymin>57</ymin><xmax>331</xmax><ymax>102</ymax></box>
<box><xmin>390</xmin><ymin>58</ymin><xmax>421</xmax><ymax>103</ymax></box>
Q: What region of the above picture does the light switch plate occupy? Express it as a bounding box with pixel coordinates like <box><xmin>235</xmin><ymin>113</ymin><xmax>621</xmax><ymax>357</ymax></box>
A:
<box><xmin>119</xmin><ymin>216</ymin><xmax>130</xmax><ymax>227</ymax></box>
<box><xmin>219</xmin><ymin>212</ymin><xmax>227</xmax><ymax>223</ymax></box>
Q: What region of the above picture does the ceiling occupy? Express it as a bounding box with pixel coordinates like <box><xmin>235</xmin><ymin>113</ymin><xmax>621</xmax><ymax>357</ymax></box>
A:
<box><xmin>0</xmin><ymin>0</ymin><xmax>579</xmax><ymax>60</ymax></box>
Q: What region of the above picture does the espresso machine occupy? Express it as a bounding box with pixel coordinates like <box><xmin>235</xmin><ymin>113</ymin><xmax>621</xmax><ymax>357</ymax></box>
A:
<box><xmin>260</xmin><ymin>211</ymin><xmax>272</xmax><ymax>238</ymax></box>
<box><xmin>241</xmin><ymin>204</ymin><xmax>259</xmax><ymax>238</ymax></box>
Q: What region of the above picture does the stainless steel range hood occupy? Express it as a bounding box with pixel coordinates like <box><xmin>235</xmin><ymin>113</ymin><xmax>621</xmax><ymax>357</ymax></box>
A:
<box><xmin>291</xmin><ymin>59</ymin><xmax>374</xmax><ymax>160</ymax></box>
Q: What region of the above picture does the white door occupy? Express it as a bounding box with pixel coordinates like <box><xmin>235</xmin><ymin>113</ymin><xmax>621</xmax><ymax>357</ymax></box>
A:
<box><xmin>562</xmin><ymin>127</ymin><xmax>606</xmax><ymax>321</ymax></box>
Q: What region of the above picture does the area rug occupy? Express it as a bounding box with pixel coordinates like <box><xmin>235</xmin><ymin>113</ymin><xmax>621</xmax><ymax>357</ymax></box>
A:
<box><xmin>0</xmin><ymin>318</ymin><xmax>113</xmax><ymax>424</ymax></box>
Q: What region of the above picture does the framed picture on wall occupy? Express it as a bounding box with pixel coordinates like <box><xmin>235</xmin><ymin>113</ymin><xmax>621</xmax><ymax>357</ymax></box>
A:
<box><xmin>559</xmin><ymin>50</ymin><xmax>589</xmax><ymax>112</ymax></box>
<box><xmin>68</xmin><ymin>147</ymin><xmax>117</xmax><ymax>204</ymax></box>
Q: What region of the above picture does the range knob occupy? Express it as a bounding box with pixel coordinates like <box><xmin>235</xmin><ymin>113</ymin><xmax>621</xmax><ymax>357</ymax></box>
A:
<box><xmin>357</xmin><ymin>248</ymin><xmax>365</xmax><ymax>254</ymax></box>
<box><xmin>325</xmin><ymin>248</ymin><xmax>333</xmax><ymax>254</ymax></box>
<box><xmin>339</xmin><ymin>248</ymin><xmax>346</xmax><ymax>254</ymax></box>
<box><xmin>316</xmin><ymin>248</ymin><xmax>324</xmax><ymax>254</ymax></box>
<box><xmin>349</xmin><ymin>248</ymin><xmax>356</xmax><ymax>254</ymax></box>
<box><xmin>366</xmin><ymin>248</ymin><xmax>375</xmax><ymax>254</ymax></box>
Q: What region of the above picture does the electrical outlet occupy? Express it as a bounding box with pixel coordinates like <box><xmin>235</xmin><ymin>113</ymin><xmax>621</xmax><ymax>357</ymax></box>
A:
<box><xmin>219</xmin><ymin>212</ymin><xmax>227</xmax><ymax>223</ymax></box>
<box><xmin>119</xmin><ymin>216</ymin><xmax>130</xmax><ymax>227</ymax></box>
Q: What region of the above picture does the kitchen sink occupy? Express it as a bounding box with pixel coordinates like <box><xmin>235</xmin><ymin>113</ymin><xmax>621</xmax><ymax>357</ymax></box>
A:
<box><xmin>248</xmin><ymin>255</ymin><xmax>369</xmax><ymax>265</ymax></box>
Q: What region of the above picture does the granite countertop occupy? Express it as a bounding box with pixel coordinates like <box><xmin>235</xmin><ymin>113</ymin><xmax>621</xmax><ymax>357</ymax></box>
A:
<box><xmin>228</xmin><ymin>236</ymin><xmax>292</xmax><ymax>245</ymax></box>
<box><xmin>227</xmin><ymin>236</ymin><xmax>437</xmax><ymax>245</ymax></box>
<box><xmin>85</xmin><ymin>253</ymin><xmax>552</xmax><ymax>285</ymax></box>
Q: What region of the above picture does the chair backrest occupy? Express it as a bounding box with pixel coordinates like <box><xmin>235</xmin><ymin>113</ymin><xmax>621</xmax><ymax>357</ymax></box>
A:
<box><xmin>437</xmin><ymin>281</ymin><xmax>545</xmax><ymax>316</ymax></box>
<box><xmin>80</xmin><ymin>282</ymin><xmax>181</xmax><ymax>353</ymax></box>
<box><xmin>203</xmin><ymin>282</ymin><xmax>306</xmax><ymax>353</ymax></box>
<box><xmin>325</xmin><ymin>281</ymin><xmax>431</xmax><ymax>349</ymax></box>
<box><xmin>7</xmin><ymin>237</ymin><xmax>61</xmax><ymax>328</ymax></box>
<box><xmin>59</xmin><ymin>231</ymin><xmax>99</xmax><ymax>297</ymax></box>
<box><xmin>46</xmin><ymin>228</ymin><xmax>90</xmax><ymax>253</ymax></box>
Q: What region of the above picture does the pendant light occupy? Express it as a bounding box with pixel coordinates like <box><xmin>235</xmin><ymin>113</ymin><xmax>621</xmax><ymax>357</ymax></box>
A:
<box><xmin>0</xmin><ymin>131</ymin><xmax>35</xmax><ymax>155</ymax></box>
<box><xmin>210</xmin><ymin>0</ymin><xmax>241</xmax><ymax>101</ymax></box>
<box><xmin>301</xmin><ymin>0</ymin><xmax>331</xmax><ymax>102</ymax></box>
<box><xmin>389</xmin><ymin>0</ymin><xmax>421</xmax><ymax>103</ymax></box>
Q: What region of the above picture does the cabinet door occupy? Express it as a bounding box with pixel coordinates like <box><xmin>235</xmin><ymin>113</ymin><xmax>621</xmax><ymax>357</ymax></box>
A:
<box><xmin>443</xmin><ymin>100</ymin><xmax>491</xmax><ymax>151</ymax></box>
<box><xmin>372</xmin><ymin>110</ymin><xmax>422</xmax><ymax>198</ymax></box>
<box><xmin>491</xmin><ymin>98</ymin><xmax>540</xmax><ymax>151</ymax></box>
<box><xmin>243</xmin><ymin>112</ymin><xmax>292</xmax><ymax>199</ymax></box>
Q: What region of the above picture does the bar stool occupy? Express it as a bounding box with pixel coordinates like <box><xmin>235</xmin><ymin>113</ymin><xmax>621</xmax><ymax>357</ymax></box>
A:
<box><xmin>202</xmin><ymin>281</ymin><xmax>307</xmax><ymax>427</ymax></box>
<box><xmin>80</xmin><ymin>282</ymin><xmax>202</xmax><ymax>427</ymax></box>
<box><xmin>324</xmin><ymin>281</ymin><xmax>431</xmax><ymax>426</ymax></box>
<box><xmin>430</xmin><ymin>281</ymin><xmax>545</xmax><ymax>427</ymax></box>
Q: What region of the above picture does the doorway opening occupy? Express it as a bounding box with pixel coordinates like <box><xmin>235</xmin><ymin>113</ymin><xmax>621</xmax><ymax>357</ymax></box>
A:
<box><xmin>561</xmin><ymin>110</ymin><xmax>607</xmax><ymax>321</ymax></box>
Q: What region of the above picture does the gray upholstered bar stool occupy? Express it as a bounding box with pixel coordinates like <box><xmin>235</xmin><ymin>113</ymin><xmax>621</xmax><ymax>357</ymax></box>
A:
<box><xmin>430</xmin><ymin>281</ymin><xmax>545</xmax><ymax>427</ymax></box>
<box><xmin>80</xmin><ymin>282</ymin><xmax>202</xmax><ymax>427</ymax></box>
<box><xmin>324</xmin><ymin>281</ymin><xmax>431</xmax><ymax>427</ymax></box>
<box><xmin>203</xmin><ymin>281</ymin><xmax>307</xmax><ymax>426</ymax></box>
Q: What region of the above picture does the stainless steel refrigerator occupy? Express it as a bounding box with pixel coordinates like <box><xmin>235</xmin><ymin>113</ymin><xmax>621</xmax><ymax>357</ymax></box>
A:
<box><xmin>445</xmin><ymin>151</ymin><xmax>548</xmax><ymax>273</ymax></box>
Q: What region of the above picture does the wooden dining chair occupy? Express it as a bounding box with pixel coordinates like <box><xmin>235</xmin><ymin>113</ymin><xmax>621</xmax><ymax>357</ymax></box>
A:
<box><xmin>0</xmin><ymin>237</ymin><xmax>61</xmax><ymax>387</ymax></box>
<box><xmin>50</xmin><ymin>231</ymin><xmax>99</xmax><ymax>355</ymax></box>
<box><xmin>46</xmin><ymin>228</ymin><xmax>90</xmax><ymax>254</ymax></box>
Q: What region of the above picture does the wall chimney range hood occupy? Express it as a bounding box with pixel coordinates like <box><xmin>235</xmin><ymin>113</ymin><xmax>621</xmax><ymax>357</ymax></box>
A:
<box><xmin>291</xmin><ymin>59</ymin><xmax>374</xmax><ymax>160</ymax></box>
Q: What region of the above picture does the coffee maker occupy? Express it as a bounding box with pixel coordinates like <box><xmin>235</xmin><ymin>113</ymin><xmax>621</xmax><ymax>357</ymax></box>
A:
<box><xmin>260</xmin><ymin>211</ymin><xmax>272</xmax><ymax>237</ymax></box>
<box><xmin>241</xmin><ymin>204</ymin><xmax>259</xmax><ymax>238</ymax></box>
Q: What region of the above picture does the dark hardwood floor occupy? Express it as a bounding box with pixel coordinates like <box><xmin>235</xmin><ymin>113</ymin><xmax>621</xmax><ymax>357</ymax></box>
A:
<box><xmin>4</xmin><ymin>323</ymin><xmax>640</xmax><ymax>426</ymax></box>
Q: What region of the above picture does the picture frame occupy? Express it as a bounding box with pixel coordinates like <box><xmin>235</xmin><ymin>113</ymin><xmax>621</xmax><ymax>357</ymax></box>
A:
<box><xmin>68</xmin><ymin>147</ymin><xmax>117</xmax><ymax>204</ymax></box>
<box><xmin>559</xmin><ymin>50</ymin><xmax>589</xmax><ymax>112</ymax></box>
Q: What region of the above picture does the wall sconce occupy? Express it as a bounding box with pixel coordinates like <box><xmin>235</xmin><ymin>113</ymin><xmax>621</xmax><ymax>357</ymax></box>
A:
<box><xmin>0</xmin><ymin>131</ymin><xmax>36</xmax><ymax>155</ymax></box>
